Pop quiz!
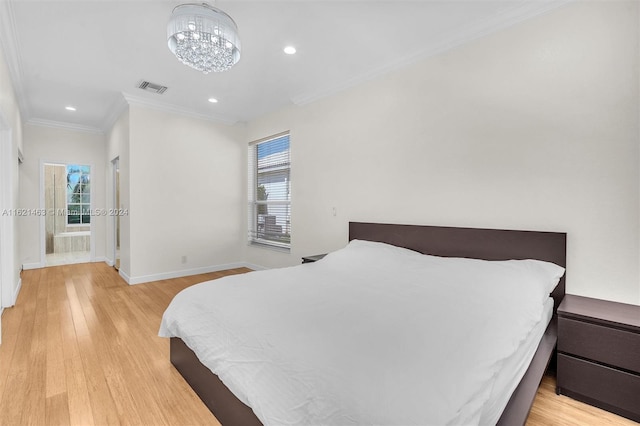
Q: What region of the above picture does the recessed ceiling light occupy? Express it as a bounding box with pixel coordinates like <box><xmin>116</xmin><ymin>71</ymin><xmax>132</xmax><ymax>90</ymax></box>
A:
<box><xmin>283</xmin><ymin>46</ymin><xmax>296</xmax><ymax>55</ymax></box>
<box><xmin>208</xmin><ymin>98</ymin><xmax>218</xmax><ymax>103</ymax></box>
<box><xmin>65</xmin><ymin>106</ymin><xmax>76</xmax><ymax>111</ymax></box>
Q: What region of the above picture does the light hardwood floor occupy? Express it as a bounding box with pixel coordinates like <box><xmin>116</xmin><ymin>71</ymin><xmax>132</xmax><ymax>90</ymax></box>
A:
<box><xmin>0</xmin><ymin>262</ymin><xmax>636</xmax><ymax>425</ymax></box>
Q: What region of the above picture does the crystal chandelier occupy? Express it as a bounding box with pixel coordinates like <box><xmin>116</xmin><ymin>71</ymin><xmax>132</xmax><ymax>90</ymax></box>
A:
<box><xmin>167</xmin><ymin>3</ymin><xmax>241</xmax><ymax>74</ymax></box>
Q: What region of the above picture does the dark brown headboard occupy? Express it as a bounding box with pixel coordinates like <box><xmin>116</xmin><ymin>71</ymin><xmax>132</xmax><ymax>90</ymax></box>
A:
<box><xmin>349</xmin><ymin>222</ymin><xmax>567</xmax><ymax>310</ymax></box>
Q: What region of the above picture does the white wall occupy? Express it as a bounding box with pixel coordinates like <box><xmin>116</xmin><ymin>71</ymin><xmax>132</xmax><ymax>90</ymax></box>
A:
<box><xmin>105</xmin><ymin>108</ymin><xmax>131</xmax><ymax>278</ymax></box>
<box><xmin>0</xmin><ymin>35</ymin><xmax>23</xmax><ymax>312</ymax></box>
<box><xmin>19</xmin><ymin>124</ymin><xmax>107</xmax><ymax>267</ymax></box>
<box><xmin>246</xmin><ymin>1</ymin><xmax>640</xmax><ymax>305</ymax></box>
<box><xmin>125</xmin><ymin>105</ymin><xmax>246</xmax><ymax>283</ymax></box>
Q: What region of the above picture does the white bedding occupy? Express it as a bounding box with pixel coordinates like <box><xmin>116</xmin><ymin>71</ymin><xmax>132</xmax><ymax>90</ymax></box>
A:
<box><xmin>479</xmin><ymin>297</ymin><xmax>554</xmax><ymax>424</ymax></box>
<box><xmin>159</xmin><ymin>240</ymin><xmax>564</xmax><ymax>426</ymax></box>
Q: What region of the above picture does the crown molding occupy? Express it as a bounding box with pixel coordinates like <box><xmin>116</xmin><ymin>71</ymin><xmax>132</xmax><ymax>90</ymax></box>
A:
<box><xmin>100</xmin><ymin>93</ymin><xmax>130</xmax><ymax>133</ymax></box>
<box><xmin>0</xmin><ymin>0</ymin><xmax>30</xmax><ymax>118</ymax></box>
<box><xmin>291</xmin><ymin>0</ymin><xmax>573</xmax><ymax>106</ymax></box>
<box><xmin>121</xmin><ymin>92</ymin><xmax>239</xmax><ymax>126</ymax></box>
<box><xmin>26</xmin><ymin>118</ymin><xmax>104</xmax><ymax>135</ymax></box>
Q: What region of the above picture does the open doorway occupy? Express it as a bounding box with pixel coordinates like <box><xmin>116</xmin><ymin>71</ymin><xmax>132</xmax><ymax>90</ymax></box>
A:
<box><xmin>43</xmin><ymin>162</ymin><xmax>92</xmax><ymax>266</ymax></box>
<box><xmin>112</xmin><ymin>157</ymin><xmax>120</xmax><ymax>270</ymax></box>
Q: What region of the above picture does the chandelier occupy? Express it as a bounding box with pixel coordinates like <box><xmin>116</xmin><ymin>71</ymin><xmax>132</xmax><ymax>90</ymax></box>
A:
<box><xmin>167</xmin><ymin>3</ymin><xmax>241</xmax><ymax>74</ymax></box>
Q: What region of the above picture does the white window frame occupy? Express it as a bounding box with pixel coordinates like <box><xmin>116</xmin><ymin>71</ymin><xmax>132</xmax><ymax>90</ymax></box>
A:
<box><xmin>66</xmin><ymin>165</ymin><xmax>91</xmax><ymax>226</ymax></box>
<box><xmin>248</xmin><ymin>132</ymin><xmax>291</xmax><ymax>250</ymax></box>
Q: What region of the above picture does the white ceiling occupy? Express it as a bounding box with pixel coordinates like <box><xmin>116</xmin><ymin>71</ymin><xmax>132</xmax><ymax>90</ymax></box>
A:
<box><xmin>0</xmin><ymin>0</ymin><xmax>570</xmax><ymax>133</ymax></box>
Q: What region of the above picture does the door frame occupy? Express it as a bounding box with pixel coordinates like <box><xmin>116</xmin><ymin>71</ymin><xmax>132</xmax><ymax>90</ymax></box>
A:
<box><xmin>40</xmin><ymin>160</ymin><xmax>96</xmax><ymax>266</ymax></box>
<box><xmin>111</xmin><ymin>157</ymin><xmax>120</xmax><ymax>268</ymax></box>
<box><xmin>0</xmin><ymin>112</ymin><xmax>15</xmax><ymax>315</ymax></box>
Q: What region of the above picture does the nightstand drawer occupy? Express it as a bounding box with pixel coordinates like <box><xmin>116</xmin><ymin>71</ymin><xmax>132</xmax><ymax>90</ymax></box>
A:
<box><xmin>558</xmin><ymin>317</ymin><xmax>640</xmax><ymax>373</ymax></box>
<box><xmin>557</xmin><ymin>354</ymin><xmax>640</xmax><ymax>422</ymax></box>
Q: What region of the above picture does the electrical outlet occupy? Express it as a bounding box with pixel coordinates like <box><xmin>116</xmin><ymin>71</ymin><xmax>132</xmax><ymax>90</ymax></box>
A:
<box><xmin>181</xmin><ymin>255</ymin><xmax>187</xmax><ymax>264</ymax></box>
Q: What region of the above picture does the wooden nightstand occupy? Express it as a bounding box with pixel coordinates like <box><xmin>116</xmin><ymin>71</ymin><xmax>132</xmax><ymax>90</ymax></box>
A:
<box><xmin>557</xmin><ymin>295</ymin><xmax>640</xmax><ymax>422</ymax></box>
<box><xmin>301</xmin><ymin>254</ymin><xmax>327</xmax><ymax>264</ymax></box>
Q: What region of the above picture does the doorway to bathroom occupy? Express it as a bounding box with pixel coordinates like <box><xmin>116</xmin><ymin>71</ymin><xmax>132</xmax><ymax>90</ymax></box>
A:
<box><xmin>43</xmin><ymin>162</ymin><xmax>92</xmax><ymax>266</ymax></box>
<box><xmin>112</xmin><ymin>157</ymin><xmax>120</xmax><ymax>271</ymax></box>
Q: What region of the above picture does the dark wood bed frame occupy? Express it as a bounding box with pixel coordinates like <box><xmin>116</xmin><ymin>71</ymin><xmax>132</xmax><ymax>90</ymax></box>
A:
<box><xmin>170</xmin><ymin>222</ymin><xmax>567</xmax><ymax>426</ymax></box>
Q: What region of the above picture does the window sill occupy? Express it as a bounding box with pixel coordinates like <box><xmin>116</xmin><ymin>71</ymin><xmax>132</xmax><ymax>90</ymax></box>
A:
<box><xmin>249</xmin><ymin>240</ymin><xmax>291</xmax><ymax>253</ymax></box>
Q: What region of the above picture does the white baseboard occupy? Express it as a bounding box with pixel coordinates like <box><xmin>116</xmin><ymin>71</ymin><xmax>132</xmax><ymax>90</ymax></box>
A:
<box><xmin>242</xmin><ymin>262</ymin><xmax>267</xmax><ymax>271</ymax></box>
<box><xmin>22</xmin><ymin>262</ymin><xmax>42</xmax><ymax>270</ymax></box>
<box><xmin>119</xmin><ymin>269</ymin><xmax>131</xmax><ymax>284</ymax></box>
<box><xmin>12</xmin><ymin>278</ymin><xmax>21</xmax><ymax>306</ymax></box>
<box><xmin>19</xmin><ymin>260</ymin><xmax>266</xmax><ymax>286</ymax></box>
<box><xmin>24</xmin><ymin>258</ymin><xmax>107</xmax><ymax>269</ymax></box>
<box><xmin>1</xmin><ymin>276</ymin><xmax>22</xmax><ymax>309</ymax></box>
<box><xmin>126</xmin><ymin>262</ymin><xmax>258</xmax><ymax>285</ymax></box>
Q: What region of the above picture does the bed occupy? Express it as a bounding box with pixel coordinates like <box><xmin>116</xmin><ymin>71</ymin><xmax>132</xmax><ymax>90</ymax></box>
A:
<box><xmin>160</xmin><ymin>222</ymin><xmax>566</xmax><ymax>425</ymax></box>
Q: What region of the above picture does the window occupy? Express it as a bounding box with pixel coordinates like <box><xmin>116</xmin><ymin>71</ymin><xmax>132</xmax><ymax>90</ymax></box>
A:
<box><xmin>66</xmin><ymin>164</ymin><xmax>91</xmax><ymax>225</ymax></box>
<box><xmin>248</xmin><ymin>132</ymin><xmax>291</xmax><ymax>249</ymax></box>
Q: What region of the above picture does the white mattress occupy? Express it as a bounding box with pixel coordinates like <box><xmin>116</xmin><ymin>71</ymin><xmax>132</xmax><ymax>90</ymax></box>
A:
<box><xmin>160</xmin><ymin>240</ymin><xmax>563</xmax><ymax>426</ymax></box>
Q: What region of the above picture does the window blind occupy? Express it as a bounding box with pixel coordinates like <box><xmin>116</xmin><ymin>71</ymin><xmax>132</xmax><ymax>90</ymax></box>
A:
<box><xmin>248</xmin><ymin>132</ymin><xmax>291</xmax><ymax>249</ymax></box>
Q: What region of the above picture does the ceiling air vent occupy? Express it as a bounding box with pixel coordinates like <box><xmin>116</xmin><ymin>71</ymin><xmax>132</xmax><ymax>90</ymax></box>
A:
<box><xmin>137</xmin><ymin>80</ymin><xmax>168</xmax><ymax>95</ymax></box>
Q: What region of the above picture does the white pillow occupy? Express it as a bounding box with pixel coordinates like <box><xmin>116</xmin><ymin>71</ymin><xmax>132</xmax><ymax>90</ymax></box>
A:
<box><xmin>324</xmin><ymin>239</ymin><xmax>565</xmax><ymax>305</ymax></box>
<box><xmin>419</xmin><ymin>253</ymin><xmax>565</xmax><ymax>304</ymax></box>
<box><xmin>507</xmin><ymin>258</ymin><xmax>565</xmax><ymax>295</ymax></box>
<box><xmin>323</xmin><ymin>240</ymin><xmax>422</xmax><ymax>262</ymax></box>
<box><xmin>344</xmin><ymin>239</ymin><xmax>421</xmax><ymax>258</ymax></box>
